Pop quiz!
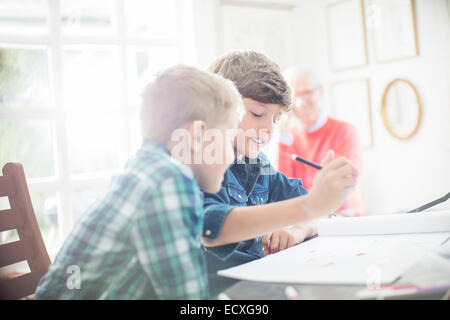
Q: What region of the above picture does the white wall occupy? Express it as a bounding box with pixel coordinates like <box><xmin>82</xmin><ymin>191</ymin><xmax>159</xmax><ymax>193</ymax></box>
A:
<box><xmin>293</xmin><ymin>0</ymin><xmax>450</xmax><ymax>214</ymax></box>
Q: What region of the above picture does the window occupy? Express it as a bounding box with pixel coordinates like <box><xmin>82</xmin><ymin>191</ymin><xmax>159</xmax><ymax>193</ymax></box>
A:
<box><xmin>0</xmin><ymin>0</ymin><xmax>186</xmax><ymax>257</ymax></box>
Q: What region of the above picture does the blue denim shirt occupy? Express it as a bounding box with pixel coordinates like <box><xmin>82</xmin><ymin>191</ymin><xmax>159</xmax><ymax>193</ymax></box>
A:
<box><xmin>202</xmin><ymin>152</ymin><xmax>308</xmax><ymax>295</ymax></box>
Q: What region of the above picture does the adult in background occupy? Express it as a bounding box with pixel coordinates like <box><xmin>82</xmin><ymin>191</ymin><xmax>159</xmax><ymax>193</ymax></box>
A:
<box><xmin>278</xmin><ymin>68</ymin><xmax>365</xmax><ymax>216</ymax></box>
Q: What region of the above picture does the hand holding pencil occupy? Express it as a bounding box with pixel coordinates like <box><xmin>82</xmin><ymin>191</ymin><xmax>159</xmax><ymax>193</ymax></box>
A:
<box><xmin>291</xmin><ymin>149</ymin><xmax>335</xmax><ymax>170</ymax></box>
<box><xmin>294</xmin><ymin>150</ymin><xmax>359</xmax><ymax>217</ymax></box>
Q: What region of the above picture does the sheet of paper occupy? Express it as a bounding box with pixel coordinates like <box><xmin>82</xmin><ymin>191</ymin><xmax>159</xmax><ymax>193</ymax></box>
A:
<box><xmin>218</xmin><ymin>232</ymin><xmax>449</xmax><ymax>285</ymax></box>
<box><xmin>318</xmin><ymin>210</ymin><xmax>450</xmax><ymax>236</ymax></box>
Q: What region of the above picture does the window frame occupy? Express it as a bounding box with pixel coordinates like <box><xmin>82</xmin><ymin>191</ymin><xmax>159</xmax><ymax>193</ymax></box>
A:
<box><xmin>0</xmin><ymin>0</ymin><xmax>185</xmax><ymax>255</ymax></box>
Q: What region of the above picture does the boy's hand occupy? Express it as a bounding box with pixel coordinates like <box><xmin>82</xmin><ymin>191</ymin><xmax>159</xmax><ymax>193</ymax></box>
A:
<box><xmin>321</xmin><ymin>149</ymin><xmax>335</xmax><ymax>166</ymax></box>
<box><xmin>305</xmin><ymin>149</ymin><xmax>358</xmax><ymax>218</ymax></box>
<box><xmin>261</xmin><ymin>225</ymin><xmax>314</xmax><ymax>255</ymax></box>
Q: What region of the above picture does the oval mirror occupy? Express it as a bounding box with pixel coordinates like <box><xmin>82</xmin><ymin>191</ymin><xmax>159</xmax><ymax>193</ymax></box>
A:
<box><xmin>381</xmin><ymin>78</ymin><xmax>422</xmax><ymax>140</ymax></box>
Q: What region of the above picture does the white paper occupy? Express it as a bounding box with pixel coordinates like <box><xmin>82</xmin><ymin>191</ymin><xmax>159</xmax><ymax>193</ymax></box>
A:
<box><xmin>218</xmin><ymin>233</ymin><xmax>449</xmax><ymax>284</ymax></box>
<box><xmin>218</xmin><ymin>212</ymin><xmax>450</xmax><ymax>285</ymax></box>
<box><xmin>318</xmin><ymin>210</ymin><xmax>450</xmax><ymax>236</ymax></box>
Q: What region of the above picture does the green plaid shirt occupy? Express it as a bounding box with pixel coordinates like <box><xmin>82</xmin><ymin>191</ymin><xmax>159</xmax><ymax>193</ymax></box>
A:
<box><xmin>35</xmin><ymin>140</ymin><xmax>209</xmax><ymax>299</ymax></box>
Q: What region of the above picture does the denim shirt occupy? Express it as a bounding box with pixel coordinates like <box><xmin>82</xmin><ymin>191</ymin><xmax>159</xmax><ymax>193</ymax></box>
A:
<box><xmin>202</xmin><ymin>152</ymin><xmax>308</xmax><ymax>295</ymax></box>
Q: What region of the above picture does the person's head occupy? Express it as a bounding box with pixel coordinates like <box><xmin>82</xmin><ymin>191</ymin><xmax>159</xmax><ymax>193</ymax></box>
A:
<box><xmin>140</xmin><ymin>64</ymin><xmax>243</xmax><ymax>193</ymax></box>
<box><xmin>284</xmin><ymin>68</ymin><xmax>323</xmax><ymax>129</ymax></box>
<box><xmin>209</xmin><ymin>51</ymin><xmax>292</xmax><ymax>159</ymax></box>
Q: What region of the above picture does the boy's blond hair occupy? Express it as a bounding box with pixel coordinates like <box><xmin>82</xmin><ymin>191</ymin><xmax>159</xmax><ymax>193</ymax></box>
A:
<box><xmin>140</xmin><ymin>64</ymin><xmax>242</xmax><ymax>143</ymax></box>
<box><xmin>208</xmin><ymin>51</ymin><xmax>292</xmax><ymax>111</ymax></box>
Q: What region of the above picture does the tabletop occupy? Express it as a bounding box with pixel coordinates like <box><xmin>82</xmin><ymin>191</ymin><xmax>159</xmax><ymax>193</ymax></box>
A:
<box><xmin>221</xmin><ymin>239</ymin><xmax>450</xmax><ymax>300</ymax></box>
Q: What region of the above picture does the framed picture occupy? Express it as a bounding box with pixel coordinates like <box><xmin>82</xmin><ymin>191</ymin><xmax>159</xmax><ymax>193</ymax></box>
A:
<box><xmin>325</xmin><ymin>0</ymin><xmax>368</xmax><ymax>72</ymax></box>
<box><xmin>219</xmin><ymin>1</ymin><xmax>296</xmax><ymax>70</ymax></box>
<box><xmin>330</xmin><ymin>79</ymin><xmax>374</xmax><ymax>148</ymax></box>
<box><xmin>365</xmin><ymin>0</ymin><xmax>418</xmax><ymax>63</ymax></box>
<box><xmin>448</xmin><ymin>0</ymin><xmax>450</xmax><ymax>21</ymax></box>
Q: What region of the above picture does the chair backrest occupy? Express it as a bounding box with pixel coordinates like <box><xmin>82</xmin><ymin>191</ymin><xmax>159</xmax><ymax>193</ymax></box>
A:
<box><xmin>0</xmin><ymin>163</ymin><xmax>51</xmax><ymax>299</ymax></box>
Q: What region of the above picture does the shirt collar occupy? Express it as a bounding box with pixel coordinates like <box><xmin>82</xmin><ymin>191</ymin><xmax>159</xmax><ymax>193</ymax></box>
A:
<box><xmin>302</xmin><ymin>109</ymin><xmax>328</xmax><ymax>133</ymax></box>
<box><xmin>234</xmin><ymin>152</ymin><xmax>269</xmax><ymax>168</ymax></box>
<box><xmin>140</xmin><ymin>139</ymin><xmax>170</xmax><ymax>155</ymax></box>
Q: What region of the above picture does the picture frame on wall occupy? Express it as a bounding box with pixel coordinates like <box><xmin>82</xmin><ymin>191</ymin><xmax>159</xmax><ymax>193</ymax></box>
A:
<box><xmin>219</xmin><ymin>1</ymin><xmax>296</xmax><ymax>70</ymax></box>
<box><xmin>325</xmin><ymin>0</ymin><xmax>369</xmax><ymax>72</ymax></box>
<box><xmin>330</xmin><ymin>79</ymin><xmax>374</xmax><ymax>148</ymax></box>
<box><xmin>365</xmin><ymin>0</ymin><xmax>419</xmax><ymax>63</ymax></box>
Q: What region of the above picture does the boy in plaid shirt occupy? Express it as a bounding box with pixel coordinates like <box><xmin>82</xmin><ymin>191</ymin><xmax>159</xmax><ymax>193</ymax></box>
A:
<box><xmin>35</xmin><ymin>65</ymin><xmax>243</xmax><ymax>299</ymax></box>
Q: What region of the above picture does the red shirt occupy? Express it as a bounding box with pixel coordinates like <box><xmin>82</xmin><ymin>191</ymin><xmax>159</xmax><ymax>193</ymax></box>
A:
<box><xmin>278</xmin><ymin>117</ymin><xmax>365</xmax><ymax>216</ymax></box>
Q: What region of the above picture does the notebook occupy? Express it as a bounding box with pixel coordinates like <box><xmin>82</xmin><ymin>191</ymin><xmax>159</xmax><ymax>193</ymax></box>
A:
<box><xmin>217</xmin><ymin>210</ymin><xmax>450</xmax><ymax>285</ymax></box>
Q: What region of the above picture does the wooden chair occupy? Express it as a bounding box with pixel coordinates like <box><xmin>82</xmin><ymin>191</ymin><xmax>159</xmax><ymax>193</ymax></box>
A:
<box><xmin>0</xmin><ymin>163</ymin><xmax>51</xmax><ymax>299</ymax></box>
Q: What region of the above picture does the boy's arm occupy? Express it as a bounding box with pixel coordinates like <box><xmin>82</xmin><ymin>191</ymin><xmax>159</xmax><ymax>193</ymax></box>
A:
<box><xmin>203</xmin><ymin>193</ymin><xmax>315</xmax><ymax>247</ymax></box>
<box><xmin>202</xmin><ymin>157</ymin><xmax>309</xmax><ymax>249</ymax></box>
<box><xmin>131</xmin><ymin>176</ymin><xmax>209</xmax><ymax>299</ymax></box>
<box><xmin>202</xmin><ymin>187</ymin><xmax>244</xmax><ymax>257</ymax></box>
<box><xmin>203</xmin><ymin>156</ymin><xmax>357</xmax><ymax>247</ymax></box>
<box><xmin>201</xmin><ymin>167</ymin><xmax>309</xmax><ymax>248</ymax></box>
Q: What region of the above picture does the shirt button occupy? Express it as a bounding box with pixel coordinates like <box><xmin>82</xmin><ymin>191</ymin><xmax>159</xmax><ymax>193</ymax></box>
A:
<box><xmin>205</xmin><ymin>230</ymin><xmax>212</xmax><ymax>236</ymax></box>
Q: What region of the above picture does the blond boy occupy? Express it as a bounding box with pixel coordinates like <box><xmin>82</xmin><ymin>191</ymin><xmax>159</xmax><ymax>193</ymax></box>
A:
<box><xmin>35</xmin><ymin>65</ymin><xmax>243</xmax><ymax>299</ymax></box>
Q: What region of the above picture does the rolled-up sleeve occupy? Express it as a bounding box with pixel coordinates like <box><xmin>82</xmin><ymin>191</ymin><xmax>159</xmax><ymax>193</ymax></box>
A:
<box><xmin>202</xmin><ymin>186</ymin><xmax>243</xmax><ymax>259</ymax></box>
<box><xmin>202</xmin><ymin>187</ymin><xmax>235</xmax><ymax>240</ymax></box>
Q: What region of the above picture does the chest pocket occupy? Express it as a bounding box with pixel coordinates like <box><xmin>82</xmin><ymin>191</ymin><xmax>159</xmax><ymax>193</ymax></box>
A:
<box><xmin>248</xmin><ymin>191</ymin><xmax>269</xmax><ymax>206</ymax></box>
<box><xmin>226</xmin><ymin>185</ymin><xmax>248</xmax><ymax>206</ymax></box>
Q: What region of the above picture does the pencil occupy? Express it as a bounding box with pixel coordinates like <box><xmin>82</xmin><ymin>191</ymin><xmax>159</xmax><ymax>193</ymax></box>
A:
<box><xmin>291</xmin><ymin>154</ymin><xmax>322</xmax><ymax>170</ymax></box>
<box><xmin>407</xmin><ymin>192</ymin><xmax>450</xmax><ymax>213</ymax></box>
